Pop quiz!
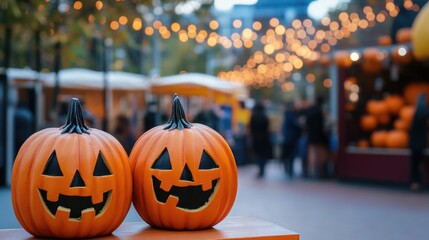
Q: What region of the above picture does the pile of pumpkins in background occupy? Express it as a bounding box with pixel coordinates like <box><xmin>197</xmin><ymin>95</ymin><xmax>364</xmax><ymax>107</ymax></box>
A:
<box><xmin>359</xmin><ymin>82</ymin><xmax>429</xmax><ymax>148</ymax></box>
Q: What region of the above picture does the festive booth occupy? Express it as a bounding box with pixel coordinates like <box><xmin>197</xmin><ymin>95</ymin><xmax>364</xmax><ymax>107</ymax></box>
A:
<box><xmin>335</xmin><ymin>12</ymin><xmax>429</xmax><ymax>184</ymax></box>
<box><xmin>41</xmin><ymin>68</ymin><xmax>149</xmax><ymax>131</ymax></box>
<box><xmin>150</xmin><ymin>73</ymin><xmax>248</xmax><ymax>132</ymax></box>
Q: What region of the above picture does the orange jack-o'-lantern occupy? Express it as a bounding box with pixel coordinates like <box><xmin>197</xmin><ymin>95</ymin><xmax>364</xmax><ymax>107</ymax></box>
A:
<box><xmin>11</xmin><ymin>98</ymin><xmax>132</xmax><ymax>238</ymax></box>
<box><xmin>129</xmin><ymin>94</ymin><xmax>237</xmax><ymax>230</ymax></box>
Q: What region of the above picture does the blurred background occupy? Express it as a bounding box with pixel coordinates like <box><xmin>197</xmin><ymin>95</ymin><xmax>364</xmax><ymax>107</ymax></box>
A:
<box><xmin>1</xmin><ymin>0</ymin><xmax>429</xmax><ymax>239</ymax></box>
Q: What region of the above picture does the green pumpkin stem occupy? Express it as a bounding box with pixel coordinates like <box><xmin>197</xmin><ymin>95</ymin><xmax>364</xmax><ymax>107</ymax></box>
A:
<box><xmin>60</xmin><ymin>98</ymin><xmax>90</xmax><ymax>134</ymax></box>
<box><xmin>164</xmin><ymin>94</ymin><xmax>192</xmax><ymax>130</ymax></box>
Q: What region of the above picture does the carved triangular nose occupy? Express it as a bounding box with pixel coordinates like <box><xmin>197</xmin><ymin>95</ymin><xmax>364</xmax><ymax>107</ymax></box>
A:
<box><xmin>70</xmin><ymin>170</ymin><xmax>86</xmax><ymax>187</ymax></box>
<box><xmin>180</xmin><ymin>164</ymin><xmax>194</xmax><ymax>181</ymax></box>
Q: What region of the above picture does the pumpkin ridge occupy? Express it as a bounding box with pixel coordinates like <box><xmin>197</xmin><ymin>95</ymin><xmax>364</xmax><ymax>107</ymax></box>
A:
<box><xmin>60</xmin><ymin>98</ymin><xmax>90</xmax><ymax>134</ymax></box>
<box><xmin>163</xmin><ymin>94</ymin><xmax>192</xmax><ymax>130</ymax></box>
<box><xmin>29</xmin><ymin>130</ymin><xmax>59</xmax><ymax>235</ymax></box>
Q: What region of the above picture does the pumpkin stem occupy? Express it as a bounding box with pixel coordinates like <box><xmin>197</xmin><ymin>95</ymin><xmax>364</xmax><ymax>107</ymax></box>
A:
<box><xmin>60</xmin><ymin>98</ymin><xmax>90</xmax><ymax>134</ymax></box>
<box><xmin>164</xmin><ymin>94</ymin><xmax>192</xmax><ymax>130</ymax></box>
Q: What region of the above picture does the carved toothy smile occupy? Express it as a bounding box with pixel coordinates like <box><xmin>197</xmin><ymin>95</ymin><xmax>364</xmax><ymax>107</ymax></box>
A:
<box><xmin>38</xmin><ymin>189</ymin><xmax>111</xmax><ymax>220</ymax></box>
<box><xmin>152</xmin><ymin>176</ymin><xmax>219</xmax><ymax>210</ymax></box>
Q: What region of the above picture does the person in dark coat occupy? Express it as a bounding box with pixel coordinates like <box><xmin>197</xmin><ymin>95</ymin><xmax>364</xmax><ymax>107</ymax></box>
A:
<box><xmin>408</xmin><ymin>93</ymin><xmax>429</xmax><ymax>191</ymax></box>
<box><xmin>144</xmin><ymin>101</ymin><xmax>168</xmax><ymax>132</ymax></box>
<box><xmin>249</xmin><ymin>102</ymin><xmax>272</xmax><ymax>178</ymax></box>
<box><xmin>14</xmin><ymin>101</ymin><xmax>34</xmax><ymax>157</ymax></box>
<box><xmin>305</xmin><ymin>96</ymin><xmax>328</xmax><ymax>178</ymax></box>
<box><xmin>281</xmin><ymin>102</ymin><xmax>302</xmax><ymax>178</ymax></box>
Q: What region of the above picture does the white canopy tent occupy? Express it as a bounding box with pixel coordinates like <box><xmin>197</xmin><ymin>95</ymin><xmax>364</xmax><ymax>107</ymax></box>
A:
<box><xmin>150</xmin><ymin>72</ymin><xmax>249</xmax><ymax>132</ymax></box>
<box><xmin>41</xmin><ymin>68</ymin><xmax>149</xmax><ymax>90</ymax></box>
<box><xmin>39</xmin><ymin>68</ymin><xmax>149</xmax><ymax>131</ymax></box>
<box><xmin>150</xmin><ymin>72</ymin><xmax>248</xmax><ymax>99</ymax></box>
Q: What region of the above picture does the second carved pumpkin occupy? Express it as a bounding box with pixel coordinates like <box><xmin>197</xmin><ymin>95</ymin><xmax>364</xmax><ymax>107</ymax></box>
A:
<box><xmin>129</xmin><ymin>94</ymin><xmax>237</xmax><ymax>230</ymax></box>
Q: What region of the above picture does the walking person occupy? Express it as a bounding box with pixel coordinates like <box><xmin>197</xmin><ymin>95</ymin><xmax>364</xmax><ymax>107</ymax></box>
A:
<box><xmin>249</xmin><ymin>102</ymin><xmax>272</xmax><ymax>178</ymax></box>
<box><xmin>409</xmin><ymin>93</ymin><xmax>429</xmax><ymax>192</ymax></box>
<box><xmin>281</xmin><ymin>101</ymin><xmax>301</xmax><ymax>178</ymax></box>
<box><xmin>304</xmin><ymin>96</ymin><xmax>329</xmax><ymax>178</ymax></box>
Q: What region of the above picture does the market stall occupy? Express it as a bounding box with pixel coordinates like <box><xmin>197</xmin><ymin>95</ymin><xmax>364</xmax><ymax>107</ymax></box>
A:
<box><xmin>335</xmin><ymin>28</ymin><xmax>429</xmax><ymax>184</ymax></box>
<box><xmin>150</xmin><ymin>72</ymin><xmax>248</xmax><ymax>132</ymax></box>
<box><xmin>41</xmin><ymin>68</ymin><xmax>149</xmax><ymax>131</ymax></box>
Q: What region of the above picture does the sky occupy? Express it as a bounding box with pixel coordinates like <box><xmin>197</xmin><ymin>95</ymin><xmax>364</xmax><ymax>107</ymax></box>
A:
<box><xmin>214</xmin><ymin>0</ymin><xmax>350</xmax><ymax>20</ymax></box>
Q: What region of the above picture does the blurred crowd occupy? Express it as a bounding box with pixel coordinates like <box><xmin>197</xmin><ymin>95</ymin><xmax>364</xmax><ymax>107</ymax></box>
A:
<box><xmin>247</xmin><ymin>96</ymin><xmax>336</xmax><ymax>179</ymax></box>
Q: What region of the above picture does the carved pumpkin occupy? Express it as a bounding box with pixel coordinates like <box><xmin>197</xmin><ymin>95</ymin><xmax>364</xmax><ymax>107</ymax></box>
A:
<box><xmin>12</xmin><ymin>98</ymin><xmax>132</xmax><ymax>239</ymax></box>
<box><xmin>385</xmin><ymin>130</ymin><xmax>409</xmax><ymax>148</ymax></box>
<box><xmin>371</xmin><ymin>131</ymin><xmax>387</xmax><ymax>148</ymax></box>
<box><xmin>412</xmin><ymin>2</ymin><xmax>429</xmax><ymax>60</ymax></box>
<box><xmin>129</xmin><ymin>94</ymin><xmax>237</xmax><ymax>230</ymax></box>
<box><xmin>360</xmin><ymin>115</ymin><xmax>377</xmax><ymax>132</ymax></box>
<box><xmin>384</xmin><ymin>95</ymin><xmax>405</xmax><ymax>115</ymax></box>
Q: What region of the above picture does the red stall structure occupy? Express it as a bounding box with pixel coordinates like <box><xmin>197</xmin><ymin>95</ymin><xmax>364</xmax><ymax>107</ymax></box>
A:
<box><xmin>335</xmin><ymin>42</ymin><xmax>429</xmax><ymax>184</ymax></box>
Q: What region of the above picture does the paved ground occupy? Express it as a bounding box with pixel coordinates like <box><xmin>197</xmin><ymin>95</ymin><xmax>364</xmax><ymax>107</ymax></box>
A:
<box><xmin>1</xmin><ymin>161</ymin><xmax>429</xmax><ymax>240</ymax></box>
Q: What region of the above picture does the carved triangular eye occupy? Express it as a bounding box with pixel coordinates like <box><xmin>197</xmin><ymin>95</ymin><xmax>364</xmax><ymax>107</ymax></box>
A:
<box><xmin>198</xmin><ymin>150</ymin><xmax>219</xmax><ymax>169</ymax></box>
<box><xmin>151</xmin><ymin>148</ymin><xmax>172</xmax><ymax>170</ymax></box>
<box><xmin>42</xmin><ymin>151</ymin><xmax>63</xmax><ymax>176</ymax></box>
<box><xmin>93</xmin><ymin>152</ymin><xmax>112</xmax><ymax>176</ymax></box>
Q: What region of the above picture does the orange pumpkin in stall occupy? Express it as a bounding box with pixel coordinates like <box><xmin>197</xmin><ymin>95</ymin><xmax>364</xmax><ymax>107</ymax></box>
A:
<box><xmin>396</xmin><ymin>28</ymin><xmax>412</xmax><ymax>44</ymax></box>
<box><xmin>11</xmin><ymin>98</ymin><xmax>132</xmax><ymax>239</ymax></box>
<box><xmin>403</xmin><ymin>82</ymin><xmax>429</xmax><ymax>105</ymax></box>
<box><xmin>378</xmin><ymin>35</ymin><xmax>392</xmax><ymax>46</ymax></box>
<box><xmin>366</xmin><ymin>100</ymin><xmax>388</xmax><ymax>116</ymax></box>
<box><xmin>357</xmin><ymin>139</ymin><xmax>370</xmax><ymax>148</ymax></box>
<box><xmin>371</xmin><ymin>131</ymin><xmax>388</xmax><ymax>148</ymax></box>
<box><xmin>360</xmin><ymin>115</ymin><xmax>378</xmax><ymax>131</ymax></box>
<box><xmin>385</xmin><ymin>130</ymin><xmax>409</xmax><ymax>148</ymax></box>
<box><xmin>399</xmin><ymin>105</ymin><xmax>416</xmax><ymax>126</ymax></box>
<box><xmin>384</xmin><ymin>95</ymin><xmax>405</xmax><ymax>115</ymax></box>
<box><xmin>129</xmin><ymin>94</ymin><xmax>237</xmax><ymax>230</ymax></box>
<box><xmin>334</xmin><ymin>51</ymin><xmax>352</xmax><ymax>68</ymax></box>
<box><xmin>391</xmin><ymin>46</ymin><xmax>413</xmax><ymax>65</ymax></box>
<box><xmin>377</xmin><ymin>113</ymin><xmax>391</xmax><ymax>126</ymax></box>
<box><xmin>394</xmin><ymin>119</ymin><xmax>409</xmax><ymax>131</ymax></box>
<box><xmin>362</xmin><ymin>48</ymin><xmax>384</xmax><ymax>73</ymax></box>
